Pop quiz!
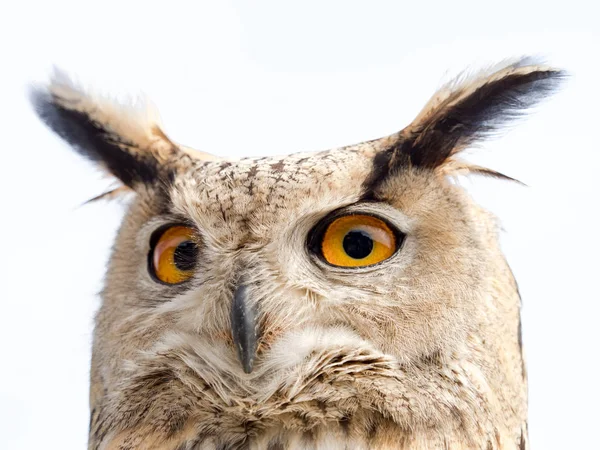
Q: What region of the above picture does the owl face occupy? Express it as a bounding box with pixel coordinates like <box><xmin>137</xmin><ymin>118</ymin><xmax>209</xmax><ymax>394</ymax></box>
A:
<box><xmin>108</xmin><ymin>147</ymin><xmax>483</xmax><ymax>370</ymax></box>
<box><xmin>32</xmin><ymin>60</ymin><xmax>563</xmax><ymax>449</ymax></box>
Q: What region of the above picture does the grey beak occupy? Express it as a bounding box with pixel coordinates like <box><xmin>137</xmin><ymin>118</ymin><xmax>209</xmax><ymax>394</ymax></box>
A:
<box><xmin>231</xmin><ymin>283</ymin><xmax>258</xmax><ymax>374</ymax></box>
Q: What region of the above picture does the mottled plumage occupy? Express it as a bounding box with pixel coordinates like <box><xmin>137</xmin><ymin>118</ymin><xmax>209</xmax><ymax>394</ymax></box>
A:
<box><xmin>31</xmin><ymin>59</ymin><xmax>563</xmax><ymax>449</ymax></box>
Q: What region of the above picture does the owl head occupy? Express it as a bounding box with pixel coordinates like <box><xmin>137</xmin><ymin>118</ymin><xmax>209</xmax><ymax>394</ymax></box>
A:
<box><xmin>31</xmin><ymin>60</ymin><xmax>563</xmax><ymax>449</ymax></box>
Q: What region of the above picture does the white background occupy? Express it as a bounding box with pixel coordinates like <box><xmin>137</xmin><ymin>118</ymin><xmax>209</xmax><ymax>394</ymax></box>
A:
<box><xmin>1</xmin><ymin>1</ymin><xmax>598</xmax><ymax>448</ymax></box>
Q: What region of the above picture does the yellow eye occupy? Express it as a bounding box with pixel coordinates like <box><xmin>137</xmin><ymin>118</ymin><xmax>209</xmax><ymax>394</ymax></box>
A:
<box><xmin>319</xmin><ymin>215</ymin><xmax>397</xmax><ymax>267</ymax></box>
<box><xmin>150</xmin><ymin>226</ymin><xmax>198</xmax><ymax>284</ymax></box>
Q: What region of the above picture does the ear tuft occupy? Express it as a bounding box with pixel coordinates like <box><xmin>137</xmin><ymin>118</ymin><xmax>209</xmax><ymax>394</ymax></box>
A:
<box><xmin>402</xmin><ymin>57</ymin><xmax>566</xmax><ymax>168</ymax></box>
<box><xmin>365</xmin><ymin>58</ymin><xmax>565</xmax><ymax>191</ymax></box>
<box><xmin>30</xmin><ymin>69</ymin><xmax>181</xmax><ymax>188</ymax></box>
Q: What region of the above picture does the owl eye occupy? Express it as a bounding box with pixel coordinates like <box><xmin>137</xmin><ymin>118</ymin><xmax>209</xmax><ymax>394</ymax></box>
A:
<box><xmin>149</xmin><ymin>225</ymin><xmax>199</xmax><ymax>284</ymax></box>
<box><xmin>310</xmin><ymin>214</ymin><xmax>402</xmax><ymax>267</ymax></box>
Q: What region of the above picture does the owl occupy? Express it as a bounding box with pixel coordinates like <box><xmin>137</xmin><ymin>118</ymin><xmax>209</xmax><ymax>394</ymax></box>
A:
<box><xmin>31</xmin><ymin>59</ymin><xmax>563</xmax><ymax>450</ymax></box>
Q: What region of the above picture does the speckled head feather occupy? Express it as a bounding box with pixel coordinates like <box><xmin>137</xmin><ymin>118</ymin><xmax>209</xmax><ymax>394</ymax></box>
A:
<box><xmin>31</xmin><ymin>59</ymin><xmax>563</xmax><ymax>450</ymax></box>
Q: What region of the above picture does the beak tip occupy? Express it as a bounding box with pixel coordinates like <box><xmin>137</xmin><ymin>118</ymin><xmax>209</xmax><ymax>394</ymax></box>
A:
<box><xmin>237</xmin><ymin>342</ymin><xmax>255</xmax><ymax>374</ymax></box>
<box><xmin>242</xmin><ymin>360</ymin><xmax>254</xmax><ymax>374</ymax></box>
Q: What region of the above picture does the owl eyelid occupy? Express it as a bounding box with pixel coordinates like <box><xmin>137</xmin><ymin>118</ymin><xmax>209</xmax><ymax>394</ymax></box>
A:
<box><xmin>148</xmin><ymin>220</ymin><xmax>200</xmax><ymax>249</ymax></box>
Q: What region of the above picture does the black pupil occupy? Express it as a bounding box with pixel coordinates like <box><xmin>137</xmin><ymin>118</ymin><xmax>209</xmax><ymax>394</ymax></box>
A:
<box><xmin>173</xmin><ymin>241</ymin><xmax>198</xmax><ymax>271</ymax></box>
<box><xmin>342</xmin><ymin>230</ymin><xmax>374</xmax><ymax>259</ymax></box>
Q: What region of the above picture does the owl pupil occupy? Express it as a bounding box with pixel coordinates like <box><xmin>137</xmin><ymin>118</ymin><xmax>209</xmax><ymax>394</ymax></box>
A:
<box><xmin>342</xmin><ymin>231</ymin><xmax>373</xmax><ymax>259</ymax></box>
<box><xmin>173</xmin><ymin>241</ymin><xmax>198</xmax><ymax>271</ymax></box>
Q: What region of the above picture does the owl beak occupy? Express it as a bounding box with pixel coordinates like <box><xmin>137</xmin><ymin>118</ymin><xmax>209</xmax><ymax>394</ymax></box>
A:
<box><xmin>231</xmin><ymin>283</ymin><xmax>258</xmax><ymax>374</ymax></box>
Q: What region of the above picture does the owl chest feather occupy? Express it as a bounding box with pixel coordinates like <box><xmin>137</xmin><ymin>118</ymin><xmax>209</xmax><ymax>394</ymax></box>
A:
<box><xmin>93</xmin><ymin>350</ymin><xmax>527</xmax><ymax>450</ymax></box>
<box><xmin>100</xmin><ymin>420</ymin><xmax>525</xmax><ymax>450</ymax></box>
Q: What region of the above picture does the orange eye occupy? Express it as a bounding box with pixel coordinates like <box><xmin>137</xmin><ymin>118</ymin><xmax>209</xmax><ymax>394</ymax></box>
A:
<box><xmin>317</xmin><ymin>215</ymin><xmax>398</xmax><ymax>267</ymax></box>
<box><xmin>150</xmin><ymin>226</ymin><xmax>198</xmax><ymax>284</ymax></box>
